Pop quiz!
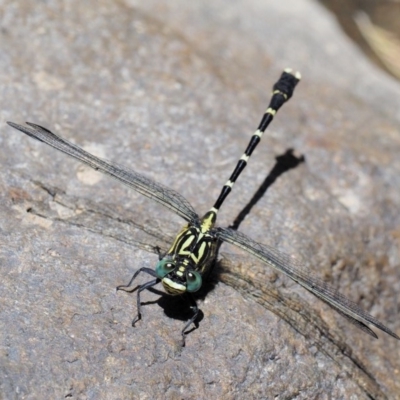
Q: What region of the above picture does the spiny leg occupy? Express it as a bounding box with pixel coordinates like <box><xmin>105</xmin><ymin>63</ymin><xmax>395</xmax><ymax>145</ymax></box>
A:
<box><xmin>211</xmin><ymin>69</ymin><xmax>301</xmax><ymax>212</ymax></box>
<box><xmin>132</xmin><ymin>278</ymin><xmax>160</xmax><ymax>326</ymax></box>
<box><xmin>154</xmin><ymin>245</ymin><xmax>165</xmax><ymax>261</ymax></box>
<box><xmin>116</xmin><ymin>267</ymin><xmax>157</xmax><ymax>292</ymax></box>
<box><xmin>116</xmin><ymin>267</ymin><xmax>160</xmax><ymax>326</ymax></box>
<box><xmin>181</xmin><ymin>294</ymin><xmax>199</xmax><ymax>346</ymax></box>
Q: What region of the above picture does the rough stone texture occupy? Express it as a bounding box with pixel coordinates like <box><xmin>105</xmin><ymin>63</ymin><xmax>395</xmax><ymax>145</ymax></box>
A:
<box><xmin>1</xmin><ymin>1</ymin><xmax>400</xmax><ymax>399</ymax></box>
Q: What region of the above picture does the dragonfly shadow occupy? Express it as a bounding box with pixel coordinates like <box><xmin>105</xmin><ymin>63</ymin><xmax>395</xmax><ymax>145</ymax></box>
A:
<box><xmin>207</xmin><ymin>147</ymin><xmax>305</xmax><ymax>334</ymax></box>
<box><xmin>145</xmin><ymin>277</ymin><xmax>218</xmax><ymax>324</ymax></box>
<box><xmin>212</xmin><ymin>147</ymin><xmax>305</xmax><ymax>275</ymax></box>
<box><xmin>229</xmin><ymin>148</ymin><xmax>305</xmax><ymax>231</ymax></box>
<box><xmin>155</xmin><ymin>295</ymin><xmax>204</xmax><ymax>325</ymax></box>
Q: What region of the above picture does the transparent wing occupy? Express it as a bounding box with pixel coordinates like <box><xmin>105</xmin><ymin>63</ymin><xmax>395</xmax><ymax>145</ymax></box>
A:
<box><xmin>217</xmin><ymin>227</ymin><xmax>399</xmax><ymax>340</ymax></box>
<box><xmin>7</xmin><ymin>122</ymin><xmax>199</xmax><ymax>223</ymax></box>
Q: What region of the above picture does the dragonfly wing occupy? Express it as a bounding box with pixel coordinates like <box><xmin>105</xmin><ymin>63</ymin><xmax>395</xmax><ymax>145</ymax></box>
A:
<box><xmin>217</xmin><ymin>227</ymin><xmax>399</xmax><ymax>340</ymax></box>
<box><xmin>7</xmin><ymin>122</ymin><xmax>199</xmax><ymax>223</ymax></box>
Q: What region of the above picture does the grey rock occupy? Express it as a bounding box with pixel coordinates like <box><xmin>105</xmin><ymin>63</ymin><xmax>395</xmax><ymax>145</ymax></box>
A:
<box><xmin>1</xmin><ymin>1</ymin><xmax>400</xmax><ymax>399</ymax></box>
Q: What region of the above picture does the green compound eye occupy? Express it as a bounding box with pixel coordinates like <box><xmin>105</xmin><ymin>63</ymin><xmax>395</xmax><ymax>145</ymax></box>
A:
<box><xmin>186</xmin><ymin>270</ymin><xmax>202</xmax><ymax>292</ymax></box>
<box><xmin>155</xmin><ymin>260</ymin><xmax>176</xmax><ymax>279</ymax></box>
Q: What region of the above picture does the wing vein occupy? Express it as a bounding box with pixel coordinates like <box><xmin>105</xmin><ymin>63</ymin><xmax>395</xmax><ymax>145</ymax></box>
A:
<box><xmin>8</xmin><ymin>122</ymin><xmax>199</xmax><ymax>223</ymax></box>
<box><xmin>217</xmin><ymin>227</ymin><xmax>399</xmax><ymax>340</ymax></box>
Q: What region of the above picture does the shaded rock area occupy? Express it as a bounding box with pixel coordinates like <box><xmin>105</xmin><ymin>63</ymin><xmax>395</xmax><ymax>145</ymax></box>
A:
<box><xmin>1</xmin><ymin>1</ymin><xmax>400</xmax><ymax>399</ymax></box>
<box><xmin>319</xmin><ymin>0</ymin><xmax>400</xmax><ymax>80</ymax></box>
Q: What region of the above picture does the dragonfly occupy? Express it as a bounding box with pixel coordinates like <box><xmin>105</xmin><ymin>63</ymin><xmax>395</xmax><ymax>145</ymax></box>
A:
<box><xmin>8</xmin><ymin>69</ymin><xmax>399</xmax><ymax>345</ymax></box>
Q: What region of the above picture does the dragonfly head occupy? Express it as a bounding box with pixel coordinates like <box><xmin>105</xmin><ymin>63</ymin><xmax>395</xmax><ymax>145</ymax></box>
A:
<box><xmin>155</xmin><ymin>259</ymin><xmax>202</xmax><ymax>295</ymax></box>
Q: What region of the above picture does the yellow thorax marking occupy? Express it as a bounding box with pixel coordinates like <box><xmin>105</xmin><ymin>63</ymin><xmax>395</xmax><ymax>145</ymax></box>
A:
<box><xmin>168</xmin><ymin>224</ymin><xmax>189</xmax><ymax>253</ymax></box>
<box><xmin>200</xmin><ymin>209</ymin><xmax>217</xmax><ymax>233</ymax></box>
<box><xmin>166</xmin><ymin>209</ymin><xmax>217</xmax><ymax>265</ymax></box>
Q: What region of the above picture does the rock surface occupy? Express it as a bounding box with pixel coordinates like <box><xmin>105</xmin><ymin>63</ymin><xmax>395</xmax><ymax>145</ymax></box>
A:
<box><xmin>1</xmin><ymin>1</ymin><xmax>400</xmax><ymax>399</ymax></box>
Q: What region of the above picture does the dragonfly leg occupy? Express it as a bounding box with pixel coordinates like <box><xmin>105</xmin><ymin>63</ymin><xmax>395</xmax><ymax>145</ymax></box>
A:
<box><xmin>131</xmin><ymin>278</ymin><xmax>160</xmax><ymax>326</ymax></box>
<box><xmin>154</xmin><ymin>245</ymin><xmax>165</xmax><ymax>261</ymax></box>
<box><xmin>116</xmin><ymin>268</ymin><xmax>160</xmax><ymax>326</ymax></box>
<box><xmin>116</xmin><ymin>267</ymin><xmax>157</xmax><ymax>292</ymax></box>
<box><xmin>181</xmin><ymin>294</ymin><xmax>199</xmax><ymax>346</ymax></box>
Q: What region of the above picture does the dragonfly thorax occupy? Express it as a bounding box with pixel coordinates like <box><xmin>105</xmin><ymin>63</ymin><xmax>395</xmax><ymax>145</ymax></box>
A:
<box><xmin>155</xmin><ymin>210</ymin><xmax>219</xmax><ymax>295</ymax></box>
